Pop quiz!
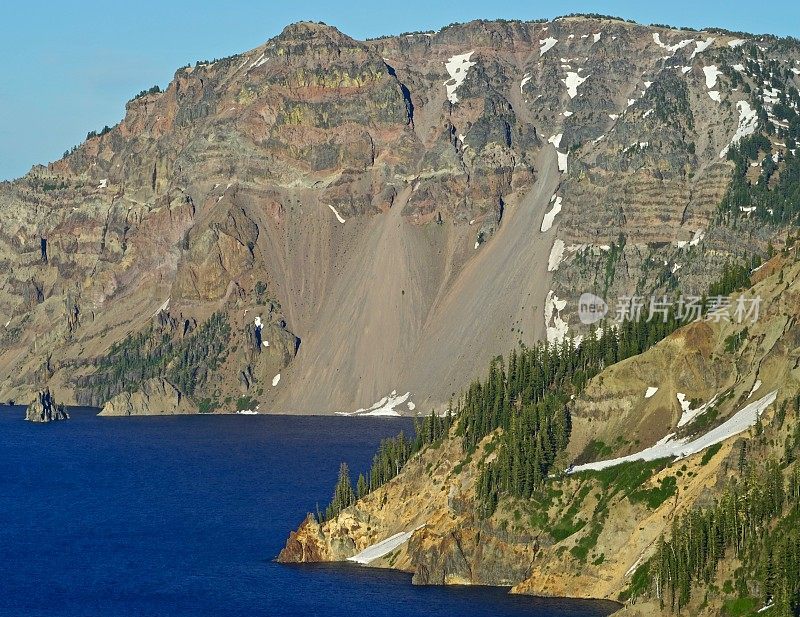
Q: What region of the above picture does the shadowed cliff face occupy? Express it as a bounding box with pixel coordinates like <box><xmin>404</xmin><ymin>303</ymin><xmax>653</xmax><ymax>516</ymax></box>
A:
<box><xmin>0</xmin><ymin>17</ymin><xmax>794</xmax><ymax>413</ymax></box>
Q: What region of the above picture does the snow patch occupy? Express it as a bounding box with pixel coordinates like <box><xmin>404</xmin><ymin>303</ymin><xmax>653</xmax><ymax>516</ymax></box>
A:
<box><xmin>540</xmin><ymin>37</ymin><xmax>558</xmax><ymax>56</ymax></box>
<box><xmin>703</xmin><ymin>65</ymin><xmax>722</xmax><ymax>89</ymax></box>
<box><xmin>341</xmin><ymin>390</ymin><xmax>415</xmax><ymax>417</ymax></box>
<box><xmin>569</xmin><ymin>391</ymin><xmax>777</xmax><ymax>473</ymax></box>
<box><xmin>749</xmin><ymin>379</ymin><xmax>762</xmax><ymax>397</ymax></box>
<box><xmin>676</xmin><ymin>393</ymin><xmax>720</xmax><ymax>428</ymax></box>
<box><xmin>548</xmin><ymin>133</ymin><xmax>563</xmax><ymax>149</ymax></box>
<box><xmin>248</xmin><ymin>53</ymin><xmax>266</xmax><ymax>69</ymax></box>
<box><xmin>97</xmin><ymin>178</ymin><xmax>108</xmax><ymax>189</ymax></box>
<box><xmin>708</xmin><ymin>90</ymin><xmax>721</xmax><ymax>102</ymax></box>
<box><xmin>444</xmin><ymin>52</ymin><xmax>476</xmax><ymax>104</ymax></box>
<box><xmin>562</xmin><ymin>110</ymin><xmax>573</xmax><ymax>117</ymax></box>
<box><xmin>728</xmin><ymin>39</ymin><xmax>746</xmax><ymax>48</ymax></box>
<box><xmin>645</xmin><ymin>387</ymin><xmax>659</xmax><ymax>399</ymax></box>
<box><xmin>556</xmin><ymin>151</ymin><xmax>568</xmax><ymax>173</ymax></box>
<box><xmin>593</xmin><ymin>32</ymin><xmax>601</xmax><ymax>43</ymax></box>
<box><xmin>541</xmin><ymin>196</ymin><xmax>562</xmax><ymax>232</ymax></box>
<box><xmin>609</xmin><ymin>113</ymin><xmax>619</xmax><ymax>120</ymax></box>
<box><xmin>562</xmin><ymin>71</ymin><xmax>589</xmax><ymax>98</ymax></box>
<box><xmin>652</xmin><ymin>33</ymin><xmax>694</xmax><ymax>54</ymax></box>
<box><xmin>152</xmin><ymin>297</ymin><xmax>170</xmax><ymax>318</ymax></box>
<box><xmin>544</xmin><ymin>291</ymin><xmax>569</xmax><ymax>345</ymax></box>
<box><xmin>520</xmin><ymin>73</ymin><xmax>531</xmax><ymax>94</ymax></box>
<box><xmin>272</xmin><ymin>374</ymin><xmax>281</xmax><ymax>387</ymax></box>
<box><xmin>691</xmin><ymin>37</ymin><xmax>715</xmax><ymax>59</ymax></box>
<box><xmin>348</xmin><ymin>527</ymin><xmax>424</xmax><ymax>565</ymax></box>
<box><xmin>327</xmin><ymin>204</ymin><xmax>346</xmax><ymax>224</ymax></box>
<box><xmin>720</xmin><ymin>101</ymin><xmax>758</xmax><ymax>157</ymax></box>
<box><xmin>548</xmin><ymin>239</ymin><xmax>565</xmax><ymax>272</ymax></box>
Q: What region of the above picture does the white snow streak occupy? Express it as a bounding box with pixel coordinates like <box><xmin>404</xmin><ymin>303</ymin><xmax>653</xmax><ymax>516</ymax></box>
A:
<box><xmin>272</xmin><ymin>373</ymin><xmax>281</xmax><ymax>387</ymax></box>
<box><xmin>645</xmin><ymin>387</ymin><xmax>659</xmax><ymax>399</ymax></box>
<box><xmin>541</xmin><ymin>195</ymin><xmax>562</xmax><ymax>232</ymax></box>
<box><xmin>569</xmin><ymin>391</ymin><xmax>777</xmax><ymax>473</ymax></box>
<box><xmin>328</xmin><ymin>204</ymin><xmax>346</xmax><ymax>223</ymax></box>
<box><xmin>545</xmin><ymin>291</ymin><xmax>569</xmax><ymax>345</ymax></box>
<box><xmin>520</xmin><ymin>73</ymin><xmax>531</xmax><ymax>94</ymax></box>
<box><xmin>690</xmin><ymin>37</ymin><xmax>715</xmax><ymax>59</ymax></box>
<box><xmin>444</xmin><ymin>52</ymin><xmax>476</xmax><ymax>104</ymax></box>
<box><xmin>677</xmin><ymin>393</ymin><xmax>719</xmax><ymax>428</ymax></box>
<box><xmin>703</xmin><ymin>65</ymin><xmax>722</xmax><ymax>89</ymax></box>
<box><xmin>652</xmin><ymin>33</ymin><xmax>694</xmax><ymax>54</ymax></box>
<box><xmin>556</xmin><ymin>151</ymin><xmax>569</xmax><ymax>173</ymax></box>
<box><xmin>152</xmin><ymin>297</ymin><xmax>170</xmax><ymax>317</ymax></box>
<box><xmin>720</xmin><ymin>101</ymin><xmax>758</xmax><ymax>157</ymax></box>
<box><xmin>341</xmin><ymin>391</ymin><xmax>415</xmax><ymax>417</ymax></box>
<box><xmin>548</xmin><ymin>239</ymin><xmax>565</xmax><ymax>272</ymax></box>
<box><xmin>348</xmin><ymin>526</ymin><xmax>423</xmax><ymax>564</ymax></box>
<box><xmin>562</xmin><ymin>71</ymin><xmax>589</xmax><ymax>98</ymax></box>
<box><xmin>540</xmin><ymin>37</ymin><xmax>558</xmax><ymax>56</ymax></box>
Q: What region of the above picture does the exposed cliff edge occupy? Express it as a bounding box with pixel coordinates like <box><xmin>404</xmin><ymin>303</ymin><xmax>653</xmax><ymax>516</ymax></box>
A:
<box><xmin>280</xmin><ymin>253</ymin><xmax>800</xmax><ymax>616</ymax></box>
<box><xmin>1</xmin><ymin>16</ymin><xmax>794</xmax><ymax>413</ymax></box>
<box><xmin>98</xmin><ymin>378</ymin><xmax>196</xmax><ymax>416</ymax></box>
<box><xmin>25</xmin><ymin>389</ymin><xmax>69</xmax><ymax>422</ymax></box>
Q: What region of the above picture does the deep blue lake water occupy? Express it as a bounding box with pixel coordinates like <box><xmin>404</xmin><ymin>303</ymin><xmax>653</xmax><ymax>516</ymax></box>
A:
<box><xmin>0</xmin><ymin>406</ymin><xmax>618</xmax><ymax>616</ymax></box>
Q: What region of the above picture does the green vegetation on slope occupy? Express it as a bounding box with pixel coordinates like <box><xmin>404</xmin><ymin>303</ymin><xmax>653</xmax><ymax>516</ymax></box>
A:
<box><xmin>76</xmin><ymin>312</ymin><xmax>230</xmax><ymax>406</ymax></box>
<box><xmin>626</xmin><ymin>397</ymin><xmax>800</xmax><ymax>616</ymax></box>
<box><xmin>718</xmin><ymin>47</ymin><xmax>800</xmax><ymax>227</ymax></box>
<box><xmin>321</xmin><ymin>259</ymin><xmax>761</xmax><ymax>522</ymax></box>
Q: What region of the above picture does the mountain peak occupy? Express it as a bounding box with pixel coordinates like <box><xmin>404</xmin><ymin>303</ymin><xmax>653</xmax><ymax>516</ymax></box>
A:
<box><xmin>273</xmin><ymin>20</ymin><xmax>358</xmax><ymax>46</ymax></box>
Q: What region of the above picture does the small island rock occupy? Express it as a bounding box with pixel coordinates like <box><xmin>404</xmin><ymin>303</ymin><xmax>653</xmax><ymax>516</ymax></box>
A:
<box><xmin>25</xmin><ymin>389</ymin><xmax>69</xmax><ymax>423</ymax></box>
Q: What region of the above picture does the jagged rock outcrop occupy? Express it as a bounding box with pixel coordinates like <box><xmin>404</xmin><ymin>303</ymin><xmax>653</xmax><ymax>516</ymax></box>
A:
<box><xmin>25</xmin><ymin>388</ymin><xmax>69</xmax><ymax>422</ymax></box>
<box><xmin>98</xmin><ymin>378</ymin><xmax>196</xmax><ymax>416</ymax></box>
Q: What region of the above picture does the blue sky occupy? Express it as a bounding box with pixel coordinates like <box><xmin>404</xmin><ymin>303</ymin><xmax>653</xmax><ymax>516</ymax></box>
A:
<box><xmin>1</xmin><ymin>0</ymin><xmax>798</xmax><ymax>180</ymax></box>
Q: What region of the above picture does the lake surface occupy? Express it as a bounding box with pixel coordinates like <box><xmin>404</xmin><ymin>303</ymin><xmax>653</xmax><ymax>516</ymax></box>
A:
<box><xmin>0</xmin><ymin>406</ymin><xmax>617</xmax><ymax>616</ymax></box>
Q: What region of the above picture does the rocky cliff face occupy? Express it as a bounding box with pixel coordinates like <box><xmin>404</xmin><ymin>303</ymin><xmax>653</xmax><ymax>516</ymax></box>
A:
<box><xmin>279</xmin><ymin>253</ymin><xmax>800</xmax><ymax>615</ymax></box>
<box><xmin>0</xmin><ymin>16</ymin><xmax>795</xmax><ymax>413</ymax></box>
<box><xmin>25</xmin><ymin>389</ymin><xmax>69</xmax><ymax>422</ymax></box>
<box><xmin>98</xmin><ymin>378</ymin><xmax>196</xmax><ymax>416</ymax></box>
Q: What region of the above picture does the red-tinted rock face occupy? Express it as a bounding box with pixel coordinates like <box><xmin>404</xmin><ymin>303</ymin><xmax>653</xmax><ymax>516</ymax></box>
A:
<box><xmin>0</xmin><ymin>18</ymin><xmax>792</xmax><ymax>412</ymax></box>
